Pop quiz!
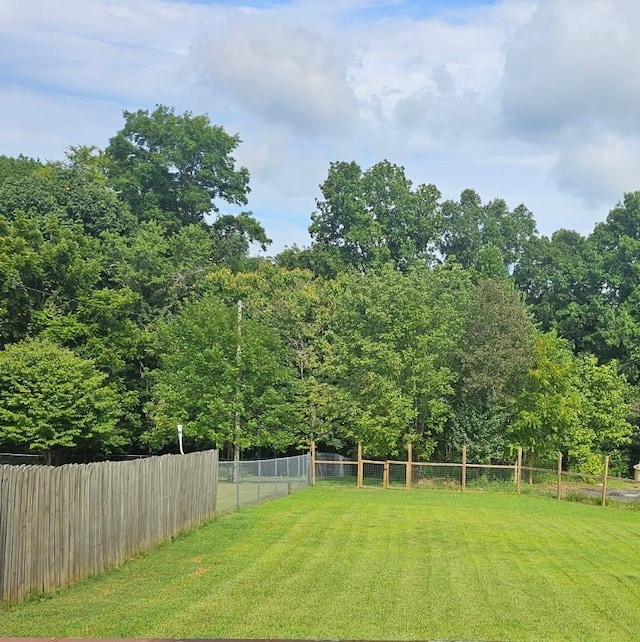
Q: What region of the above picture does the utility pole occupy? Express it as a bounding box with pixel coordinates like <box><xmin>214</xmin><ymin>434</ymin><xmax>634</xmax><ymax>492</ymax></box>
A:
<box><xmin>234</xmin><ymin>299</ymin><xmax>243</xmax><ymax>482</ymax></box>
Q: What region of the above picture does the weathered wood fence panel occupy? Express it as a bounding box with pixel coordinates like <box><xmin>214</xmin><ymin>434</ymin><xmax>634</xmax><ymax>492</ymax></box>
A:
<box><xmin>0</xmin><ymin>450</ymin><xmax>218</xmax><ymax>604</ymax></box>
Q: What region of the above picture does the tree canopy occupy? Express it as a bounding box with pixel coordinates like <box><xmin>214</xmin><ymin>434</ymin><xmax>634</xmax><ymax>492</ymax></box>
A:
<box><xmin>0</xmin><ymin>106</ymin><xmax>638</xmax><ymax>474</ymax></box>
<box><xmin>0</xmin><ymin>338</ymin><xmax>123</xmax><ymax>464</ymax></box>
<box><xmin>105</xmin><ymin>105</ymin><xmax>251</xmax><ymax>227</ymax></box>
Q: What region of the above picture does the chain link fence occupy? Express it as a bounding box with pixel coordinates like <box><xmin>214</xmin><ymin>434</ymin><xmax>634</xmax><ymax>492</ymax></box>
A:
<box><xmin>216</xmin><ymin>453</ymin><xmax>311</xmax><ymax>514</ymax></box>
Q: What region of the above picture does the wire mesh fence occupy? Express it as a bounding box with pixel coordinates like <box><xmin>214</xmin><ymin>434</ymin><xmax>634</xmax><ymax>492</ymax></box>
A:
<box><xmin>362</xmin><ymin>461</ymin><xmax>384</xmax><ymax>486</ymax></box>
<box><xmin>389</xmin><ymin>462</ymin><xmax>408</xmax><ymax>488</ymax></box>
<box><xmin>312</xmin><ymin>446</ymin><xmax>639</xmax><ymax>507</ymax></box>
<box><xmin>414</xmin><ymin>463</ymin><xmax>462</xmax><ymax>489</ymax></box>
<box><xmin>466</xmin><ymin>465</ymin><xmax>519</xmax><ymax>490</ymax></box>
<box><xmin>216</xmin><ymin>453</ymin><xmax>311</xmax><ymax>514</ymax></box>
<box><xmin>314</xmin><ymin>454</ymin><xmax>357</xmax><ymax>486</ymax></box>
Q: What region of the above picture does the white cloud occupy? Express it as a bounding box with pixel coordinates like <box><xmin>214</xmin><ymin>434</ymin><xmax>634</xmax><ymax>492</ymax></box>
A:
<box><xmin>503</xmin><ymin>0</ymin><xmax>640</xmax><ymax>137</ymax></box>
<box><xmin>0</xmin><ymin>0</ymin><xmax>200</xmax><ymax>103</ymax></box>
<box><xmin>192</xmin><ymin>10</ymin><xmax>359</xmax><ymax>137</ymax></box>
<box><xmin>552</xmin><ymin>135</ymin><xmax>640</xmax><ymax>205</ymax></box>
<box><xmin>0</xmin><ymin>85</ymin><xmax>122</xmax><ymax>160</ymax></box>
<box><xmin>2</xmin><ymin>0</ymin><xmax>640</xmax><ymax>253</ymax></box>
<box><xmin>501</xmin><ymin>0</ymin><xmax>640</xmax><ymax>205</ymax></box>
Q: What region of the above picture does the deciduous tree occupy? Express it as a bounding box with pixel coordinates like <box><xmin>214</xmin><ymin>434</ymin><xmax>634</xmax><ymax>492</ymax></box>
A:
<box><xmin>310</xmin><ymin>160</ymin><xmax>442</xmax><ymax>273</ymax></box>
<box><xmin>105</xmin><ymin>105</ymin><xmax>251</xmax><ymax>228</ymax></box>
<box><xmin>0</xmin><ymin>338</ymin><xmax>124</xmax><ymax>464</ymax></box>
<box><xmin>146</xmin><ymin>295</ymin><xmax>301</xmax><ymax>454</ymax></box>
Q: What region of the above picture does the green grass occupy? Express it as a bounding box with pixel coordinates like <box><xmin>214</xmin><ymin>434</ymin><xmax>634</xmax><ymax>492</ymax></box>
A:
<box><xmin>2</xmin><ymin>487</ymin><xmax>640</xmax><ymax>641</ymax></box>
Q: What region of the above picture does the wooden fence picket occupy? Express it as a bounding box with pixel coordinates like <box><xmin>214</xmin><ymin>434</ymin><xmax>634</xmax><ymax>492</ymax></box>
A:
<box><xmin>0</xmin><ymin>450</ymin><xmax>218</xmax><ymax>604</ymax></box>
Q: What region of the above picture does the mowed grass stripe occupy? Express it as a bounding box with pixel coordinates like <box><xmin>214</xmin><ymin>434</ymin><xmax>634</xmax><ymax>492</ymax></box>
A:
<box><xmin>1</xmin><ymin>487</ymin><xmax>639</xmax><ymax>641</ymax></box>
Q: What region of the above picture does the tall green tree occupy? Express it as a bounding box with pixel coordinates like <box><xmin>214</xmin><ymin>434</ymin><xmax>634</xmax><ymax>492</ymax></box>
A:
<box><xmin>446</xmin><ymin>278</ymin><xmax>537</xmax><ymax>462</ymax></box>
<box><xmin>0</xmin><ymin>157</ymin><xmax>136</xmax><ymax>237</ymax></box>
<box><xmin>439</xmin><ymin>189</ymin><xmax>537</xmax><ymax>272</ymax></box>
<box><xmin>309</xmin><ymin>160</ymin><xmax>442</xmax><ymax>273</ymax></box>
<box><xmin>146</xmin><ymin>295</ymin><xmax>301</xmax><ymax>454</ymax></box>
<box><xmin>319</xmin><ymin>265</ymin><xmax>470</xmax><ymax>457</ymax></box>
<box><xmin>511</xmin><ymin>333</ymin><xmax>633</xmax><ymax>474</ymax></box>
<box><xmin>105</xmin><ymin>105</ymin><xmax>251</xmax><ymax>229</ymax></box>
<box><xmin>0</xmin><ymin>213</ymin><xmax>104</xmax><ymax>346</ymax></box>
<box><xmin>204</xmin><ymin>263</ymin><xmax>342</xmax><ymax>450</ymax></box>
<box><xmin>458</xmin><ymin>279</ymin><xmax>536</xmax><ymax>405</ymax></box>
<box><xmin>514</xmin><ymin>229</ymin><xmax>596</xmax><ymax>341</ymax></box>
<box><xmin>0</xmin><ymin>154</ymin><xmax>42</xmax><ymax>182</ymax></box>
<box><xmin>515</xmin><ymin>193</ymin><xmax>640</xmax><ymax>385</ymax></box>
<box><xmin>0</xmin><ymin>338</ymin><xmax>124</xmax><ymax>464</ymax></box>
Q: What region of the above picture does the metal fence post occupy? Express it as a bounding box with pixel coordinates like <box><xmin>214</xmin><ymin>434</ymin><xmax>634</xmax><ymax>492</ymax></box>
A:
<box><xmin>557</xmin><ymin>452</ymin><xmax>563</xmax><ymax>500</ymax></box>
<box><xmin>235</xmin><ymin>459</ymin><xmax>240</xmax><ymax>511</ymax></box>
<box><xmin>461</xmin><ymin>445</ymin><xmax>467</xmax><ymax>492</ymax></box>
<box><xmin>257</xmin><ymin>459</ymin><xmax>261</xmax><ymax>502</ymax></box>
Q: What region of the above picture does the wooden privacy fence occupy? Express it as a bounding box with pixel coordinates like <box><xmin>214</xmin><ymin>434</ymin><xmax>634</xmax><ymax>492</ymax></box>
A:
<box><xmin>0</xmin><ymin>450</ymin><xmax>218</xmax><ymax>604</ymax></box>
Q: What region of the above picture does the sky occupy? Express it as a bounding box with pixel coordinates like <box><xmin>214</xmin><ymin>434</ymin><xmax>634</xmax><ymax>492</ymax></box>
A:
<box><xmin>2</xmin><ymin>0</ymin><xmax>640</xmax><ymax>255</ymax></box>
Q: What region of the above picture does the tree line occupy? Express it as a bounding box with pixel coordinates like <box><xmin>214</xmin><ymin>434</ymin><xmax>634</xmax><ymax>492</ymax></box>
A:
<box><xmin>0</xmin><ymin>106</ymin><xmax>637</xmax><ymax>474</ymax></box>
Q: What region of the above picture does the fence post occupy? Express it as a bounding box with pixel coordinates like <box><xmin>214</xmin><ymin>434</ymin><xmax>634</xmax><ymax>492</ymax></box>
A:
<box><xmin>383</xmin><ymin>462</ymin><xmax>389</xmax><ymax>489</ymax></box>
<box><xmin>235</xmin><ymin>459</ymin><xmax>240</xmax><ymax>510</ymax></box>
<box><xmin>357</xmin><ymin>442</ymin><xmax>363</xmax><ymax>488</ymax></box>
<box><xmin>274</xmin><ymin>458</ymin><xmax>278</xmax><ymax>496</ymax></box>
<box><xmin>516</xmin><ymin>447</ymin><xmax>522</xmax><ymax>494</ymax></box>
<box><xmin>557</xmin><ymin>452</ymin><xmax>563</xmax><ymax>501</ymax></box>
<box><xmin>310</xmin><ymin>440</ymin><xmax>316</xmax><ymax>486</ymax></box>
<box><xmin>461</xmin><ymin>445</ymin><xmax>467</xmax><ymax>492</ymax></box>
<box><xmin>406</xmin><ymin>444</ymin><xmax>413</xmax><ymax>490</ymax></box>
<box><xmin>213</xmin><ymin>450</ymin><xmax>219</xmax><ymax>516</ymax></box>
<box><xmin>601</xmin><ymin>455</ymin><xmax>609</xmax><ymax>508</ymax></box>
<box><xmin>257</xmin><ymin>459</ymin><xmax>261</xmax><ymax>502</ymax></box>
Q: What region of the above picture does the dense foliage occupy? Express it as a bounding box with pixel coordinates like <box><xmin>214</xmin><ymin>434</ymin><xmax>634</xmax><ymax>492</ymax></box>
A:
<box><xmin>0</xmin><ymin>106</ymin><xmax>638</xmax><ymax>473</ymax></box>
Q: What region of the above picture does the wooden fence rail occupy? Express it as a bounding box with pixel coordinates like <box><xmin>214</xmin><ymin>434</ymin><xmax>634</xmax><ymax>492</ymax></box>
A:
<box><xmin>0</xmin><ymin>450</ymin><xmax>218</xmax><ymax>604</ymax></box>
<box><xmin>312</xmin><ymin>443</ymin><xmax>620</xmax><ymax>508</ymax></box>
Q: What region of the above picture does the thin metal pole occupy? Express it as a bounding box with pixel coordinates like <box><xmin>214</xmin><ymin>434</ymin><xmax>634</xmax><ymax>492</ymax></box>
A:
<box><xmin>257</xmin><ymin>459</ymin><xmax>261</xmax><ymax>502</ymax></box>
<box><xmin>234</xmin><ymin>299</ymin><xmax>243</xmax><ymax>480</ymax></box>
<box><xmin>461</xmin><ymin>445</ymin><xmax>467</xmax><ymax>492</ymax></box>
<box><xmin>287</xmin><ymin>457</ymin><xmax>291</xmax><ymax>493</ymax></box>
<box><xmin>557</xmin><ymin>452</ymin><xmax>563</xmax><ymax>501</ymax></box>
<box><xmin>601</xmin><ymin>455</ymin><xmax>610</xmax><ymax>507</ymax></box>
<box><xmin>235</xmin><ymin>459</ymin><xmax>240</xmax><ymax>510</ymax></box>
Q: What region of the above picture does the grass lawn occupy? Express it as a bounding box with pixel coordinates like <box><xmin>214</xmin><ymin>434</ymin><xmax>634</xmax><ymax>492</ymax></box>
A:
<box><xmin>1</xmin><ymin>487</ymin><xmax>639</xmax><ymax>641</ymax></box>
